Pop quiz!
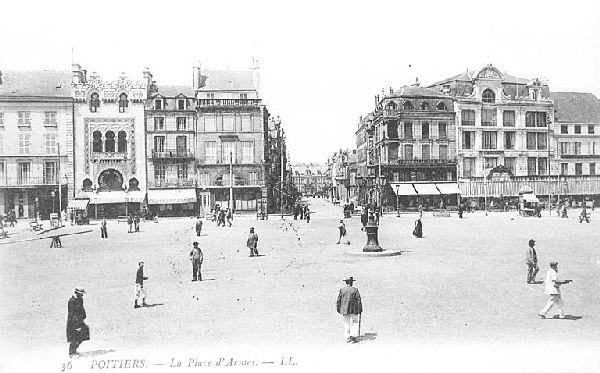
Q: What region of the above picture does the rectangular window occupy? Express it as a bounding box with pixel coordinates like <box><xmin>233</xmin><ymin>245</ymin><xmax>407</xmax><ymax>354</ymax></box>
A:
<box><xmin>177</xmin><ymin>163</ymin><xmax>188</xmax><ymax>179</ymax></box>
<box><xmin>504</xmin><ymin>132</ymin><xmax>515</xmax><ymax>150</ymax></box>
<box><xmin>537</xmin><ymin>133</ymin><xmax>547</xmax><ymax>150</ymax></box>
<box><xmin>561</xmin><ymin>163</ymin><xmax>568</xmax><ymax>175</ymax></box>
<box><xmin>18</xmin><ymin>162</ymin><xmax>31</xmax><ymax>184</ymax></box>
<box><xmin>560</xmin><ymin>142</ymin><xmax>569</xmax><ymax>156</ymax></box>
<box><xmin>422</xmin><ymin>144</ymin><xmax>430</xmax><ymax>160</ymax></box>
<box><xmin>482</xmin><ymin>109</ymin><xmax>497</xmax><ymax>126</ymax></box>
<box><xmin>17</xmin><ymin>111</ymin><xmax>31</xmax><ymax>127</ymax></box>
<box><xmin>526</xmin><ymin>112</ymin><xmax>545</xmax><ymax>127</ymax></box>
<box><xmin>154</xmin><ymin>99</ymin><xmax>163</xmax><ymax>110</ymax></box>
<box><xmin>242</xmin><ymin>141</ymin><xmax>254</xmax><ymax>163</ymax></box>
<box><xmin>204</xmin><ymin>114</ymin><xmax>216</xmax><ymax>131</ymax></box>
<box><xmin>526</xmin><ymin>133</ymin><xmax>536</xmax><ymax>150</ymax></box>
<box><xmin>44</xmin><ymin>162</ymin><xmax>57</xmax><ymax>184</ymax></box>
<box><xmin>154</xmin><ymin>136</ymin><xmax>165</xmax><ymax>152</ymax></box>
<box><xmin>205</xmin><ymin>141</ymin><xmax>217</xmax><ymax>164</ymax></box>
<box><xmin>0</xmin><ymin>112</ymin><xmax>4</xmax><ymax>126</ymax></box>
<box><xmin>536</xmin><ymin>112</ymin><xmax>546</xmax><ymax>127</ymax></box>
<box><xmin>482</xmin><ymin>131</ymin><xmax>497</xmax><ymax>149</ymax></box>
<box><xmin>438</xmin><ymin>122</ymin><xmax>447</xmax><ymax>139</ymax></box>
<box><xmin>439</xmin><ymin>145</ymin><xmax>448</xmax><ymax>160</ymax></box>
<box><xmin>504</xmin><ymin>157</ymin><xmax>516</xmax><ymax>174</ymax></box>
<box><xmin>527</xmin><ymin>158</ymin><xmax>537</xmax><ymax>175</ymax></box>
<box><xmin>154</xmin><ymin>117</ymin><xmax>165</xmax><ymax>131</ymax></box>
<box><xmin>526</xmin><ymin>133</ymin><xmax>547</xmax><ymax>150</ymax></box>
<box><xmin>561</xmin><ymin>125</ymin><xmax>568</xmax><ymax>134</ymax></box>
<box><xmin>463</xmin><ymin>158</ymin><xmax>475</xmax><ymax>177</ymax></box>
<box><xmin>461</xmin><ymin>110</ymin><xmax>475</xmax><ymax>126</ymax></box>
<box><xmin>176</xmin><ymin>117</ymin><xmax>187</xmax><ymax>131</ymax></box>
<box><xmin>588</xmin><ymin>125</ymin><xmax>595</xmax><ymax>134</ymax></box>
<box><xmin>404</xmin><ymin>122</ymin><xmax>413</xmax><ymax>139</ymax></box>
<box><xmin>575</xmin><ymin>163</ymin><xmax>582</xmax><ymax>175</ymax></box>
<box><xmin>0</xmin><ymin>134</ymin><xmax>3</xmax><ymax>153</ymax></box>
<box><xmin>462</xmin><ymin>131</ymin><xmax>474</xmax><ymax>149</ymax></box>
<box><xmin>176</xmin><ymin>136</ymin><xmax>187</xmax><ymax>155</ymax></box>
<box><xmin>249</xmin><ymin>171</ymin><xmax>258</xmax><ymax>185</ymax></box>
<box><xmin>485</xmin><ymin>157</ymin><xmax>498</xmax><ymax>169</ymax></box>
<box><xmin>537</xmin><ymin>158</ymin><xmax>547</xmax><ymax>175</ymax></box>
<box><xmin>223</xmin><ymin>115</ymin><xmax>234</xmax><ymax>132</ymax></box>
<box><xmin>241</xmin><ymin>114</ymin><xmax>252</xmax><ymax>132</ymax></box>
<box><xmin>574</xmin><ymin>125</ymin><xmax>581</xmax><ymax>134</ymax></box>
<box><xmin>574</xmin><ymin>142</ymin><xmax>581</xmax><ymax>155</ymax></box>
<box><xmin>590</xmin><ymin>163</ymin><xmax>596</xmax><ymax>176</ymax></box>
<box><xmin>198</xmin><ymin>172</ymin><xmax>210</xmax><ymax>186</ymax></box>
<box><xmin>44</xmin><ymin>111</ymin><xmax>57</xmax><ymax>126</ymax></box>
<box><xmin>19</xmin><ymin>133</ymin><xmax>31</xmax><ymax>154</ymax></box>
<box><xmin>404</xmin><ymin>144</ymin><xmax>413</xmax><ymax>160</ymax></box>
<box><xmin>421</xmin><ymin>122</ymin><xmax>429</xmax><ymax>139</ymax></box>
<box><xmin>221</xmin><ymin>142</ymin><xmax>236</xmax><ymax>162</ymax></box>
<box><xmin>503</xmin><ymin>111</ymin><xmax>515</xmax><ymax>127</ymax></box>
<box><xmin>0</xmin><ymin>162</ymin><xmax>5</xmax><ymax>184</ymax></box>
<box><xmin>45</xmin><ymin>133</ymin><xmax>57</xmax><ymax>154</ymax></box>
<box><xmin>240</xmin><ymin>93</ymin><xmax>248</xmax><ymax>100</ymax></box>
<box><xmin>154</xmin><ymin>163</ymin><xmax>165</xmax><ymax>181</ymax></box>
<box><xmin>177</xmin><ymin>99</ymin><xmax>186</xmax><ymax>110</ymax></box>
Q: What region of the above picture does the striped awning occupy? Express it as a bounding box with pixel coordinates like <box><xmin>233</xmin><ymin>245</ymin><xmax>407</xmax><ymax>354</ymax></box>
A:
<box><xmin>390</xmin><ymin>183</ymin><xmax>418</xmax><ymax>196</ymax></box>
<box><xmin>435</xmin><ymin>183</ymin><xmax>462</xmax><ymax>195</ymax></box>
<box><xmin>88</xmin><ymin>191</ymin><xmax>145</xmax><ymax>204</ymax></box>
<box><xmin>68</xmin><ymin>199</ymin><xmax>90</xmax><ymax>210</ymax></box>
<box><xmin>413</xmin><ymin>183</ymin><xmax>441</xmax><ymax>195</ymax></box>
<box><xmin>148</xmin><ymin>189</ymin><xmax>197</xmax><ymax>204</ymax></box>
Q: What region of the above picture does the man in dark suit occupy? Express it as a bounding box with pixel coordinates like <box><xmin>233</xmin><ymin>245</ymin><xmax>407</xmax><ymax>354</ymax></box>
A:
<box><xmin>526</xmin><ymin>239</ymin><xmax>539</xmax><ymax>283</ymax></box>
<box><xmin>134</xmin><ymin>262</ymin><xmax>148</xmax><ymax>308</ymax></box>
<box><xmin>66</xmin><ymin>287</ymin><xmax>89</xmax><ymax>357</ymax></box>
<box><xmin>336</xmin><ymin>277</ymin><xmax>363</xmax><ymax>343</ymax></box>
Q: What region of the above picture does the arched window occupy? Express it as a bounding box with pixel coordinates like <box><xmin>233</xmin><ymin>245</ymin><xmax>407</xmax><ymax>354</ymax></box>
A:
<box><xmin>420</xmin><ymin>102</ymin><xmax>430</xmax><ymax>110</ymax></box>
<box><xmin>82</xmin><ymin>178</ymin><xmax>93</xmax><ymax>192</ymax></box>
<box><xmin>403</xmin><ymin>101</ymin><xmax>414</xmax><ymax>110</ymax></box>
<box><xmin>105</xmin><ymin>131</ymin><xmax>115</xmax><ymax>152</ymax></box>
<box><xmin>117</xmin><ymin>131</ymin><xmax>127</xmax><ymax>153</ymax></box>
<box><xmin>118</xmin><ymin>93</ymin><xmax>128</xmax><ymax>113</ymax></box>
<box><xmin>92</xmin><ymin>131</ymin><xmax>103</xmax><ymax>152</ymax></box>
<box><xmin>90</xmin><ymin>92</ymin><xmax>100</xmax><ymax>112</ymax></box>
<box><xmin>437</xmin><ymin>102</ymin><xmax>447</xmax><ymax>111</ymax></box>
<box><xmin>386</xmin><ymin>101</ymin><xmax>397</xmax><ymax>110</ymax></box>
<box><xmin>482</xmin><ymin>89</ymin><xmax>495</xmax><ymax>103</ymax></box>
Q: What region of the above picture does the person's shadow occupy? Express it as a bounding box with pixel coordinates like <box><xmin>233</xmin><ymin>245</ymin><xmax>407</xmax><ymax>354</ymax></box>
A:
<box><xmin>77</xmin><ymin>349</ymin><xmax>115</xmax><ymax>357</ymax></box>
<box><xmin>551</xmin><ymin>314</ymin><xmax>582</xmax><ymax>321</ymax></box>
<box><xmin>142</xmin><ymin>303</ymin><xmax>164</xmax><ymax>308</ymax></box>
<box><xmin>357</xmin><ymin>333</ymin><xmax>378</xmax><ymax>342</ymax></box>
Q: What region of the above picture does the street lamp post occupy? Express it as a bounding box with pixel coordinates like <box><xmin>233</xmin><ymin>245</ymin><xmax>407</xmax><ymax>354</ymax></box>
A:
<box><xmin>51</xmin><ymin>191</ymin><xmax>56</xmax><ymax>214</ymax></box>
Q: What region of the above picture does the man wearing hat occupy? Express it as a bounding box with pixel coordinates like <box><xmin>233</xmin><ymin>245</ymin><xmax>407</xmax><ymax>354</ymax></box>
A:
<box><xmin>189</xmin><ymin>242</ymin><xmax>203</xmax><ymax>281</ymax></box>
<box><xmin>336</xmin><ymin>277</ymin><xmax>363</xmax><ymax>343</ymax></box>
<box><xmin>539</xmin><ymin>262</ymin><xmax>571</xmax><ymax>319</ymax></box>
<box><xmin>134</xmin><ymin>262</ymin><xmax>148</xmax><ymax>308</ymax></box>
<box><xmin>526</xmin><ymin>239</ymin><xmax>539</xmax><ymax>283</ymax></box>
<box><xmin>337</xmin><ymin>220</ymin><xmax>350</xmax><ymax>245</ymax></box>
<box><xmin>247</xmin><ymin>227</ymin><xmax>259</xmax><ymax>257</ymax></box>
<box><xmin>66</xmin><ymin>287</ymin><xmax>89</xmax><ymax>357</ymax></box>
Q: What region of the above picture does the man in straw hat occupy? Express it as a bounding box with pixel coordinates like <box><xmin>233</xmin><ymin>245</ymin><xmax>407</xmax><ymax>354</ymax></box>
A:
<box><xmin>526</xmin><ymin>239</ymin><xmax>539</xmax><ymax>284</ymax></box>
<box><xmin>538</xmin><ymin>262</ymin><xmax>571</xmax><ymax>319</ymax></box>
<box><xmin>336</xmin><ymin>277</ymin><xmax>363</xmax><ymax>343</ymax></box>
<box><xmin>189</xmin><ymin>241</ymin><xmax>203</xmax><ymax>281</ymax></box>
<box><xmin>66</xmin><ymin>287</ymin><xmax>89</xmax><ymax>357</ymax></box>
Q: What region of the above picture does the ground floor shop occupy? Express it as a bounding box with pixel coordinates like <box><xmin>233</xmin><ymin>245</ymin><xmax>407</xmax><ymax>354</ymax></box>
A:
<box><xmin>1</xmin><ymin>185</ymin><xmax>68</xmax><ymax>220</ymax></box>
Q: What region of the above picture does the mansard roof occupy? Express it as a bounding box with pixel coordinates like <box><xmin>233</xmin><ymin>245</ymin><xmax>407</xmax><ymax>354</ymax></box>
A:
<box><xmin>0</xmin><ymin>70</ymin><xmax>72</xmax><ymax>97</ymax></box>
<box><xmin>388</xmin><ymin>85</ymin><xmax>451</xmax><ymax>99</ymax></box>
<box><xmin>198</xmin><ymin>69</ymin><xmax>255</xmax><ymax>91</ymax></box>
<box><xmin>551</xmin><ymin>92</ymin><xmax>600</xmax><ymax>123</ymax></box>
<box><xmin>430</xmin><ymin>67</ymin><xmax>529</xmax><ymax>87</ymax></box>
<box><xmin>155</xmin><ymin>85</ymin><xmax>195</xmax><ymax>98</ymax></box>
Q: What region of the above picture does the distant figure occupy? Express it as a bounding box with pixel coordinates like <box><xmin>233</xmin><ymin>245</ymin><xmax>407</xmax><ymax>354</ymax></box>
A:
<box><xmin>69</xmin><ymin>209</ymin><xmax>74</xmax><ymax>226</ymax></box>
<box><xmin>100</xmin><ymin>217</ymin><xmax>108</xmax><ymax>239</ymax></box>
<box><xmin>305</xmin><ymin>207</ymin><xmax>311</xmax><ymax>223</ymax></box>
<box><xmin>61</xmin><ymin>209</ymin><xmax>68</xmax><ymax>227</ymax></box>
<box><xmin>189</xmin><ymin>242</ymin><xmax>203</xmax><ymax>281</ymax></box>
<box><xmin>458</xmin><ymin>203</ymin><xmax>464</xmax><ymax>219</ymax></box>
<box><xmin>412</xmin><ymin>218</ymin><xmax>423</xmax><ymax>238</ymax></box>
<box><xmin>300</xmin><ymin>206</ymin><xmax>305</xmax><ymax>220</ymax></box>
<box><xmin>247</xmin><ymin>227</ymin><xmax>259</xmax><ymax>257</ymax></box>
<box><xmin>226</xmin><ymin>208</ymin><xmax>233</xmax><ymax>227</ymax></box>
<box><xmin>50</xmin><ymin>235</ymin><xmax>62</xmax><ymax>248</ymax></box>
<box><xmin>418</xmin><ymin>203</ymin><xmax>423</xmax><ymax>219</ymax></box>
<box><xmin>336</xmin><ymin>277</ymin><xmax>362</xmax><ymax>343</ymax></box>
<box><xmin>293</xmin><ymin>205</ymin><xmax>299</xmax><ymax>220</ymax></box>
<box><xmin>538</xmin><ymin>262</ymin><xmax>571</xmax><ymax>319</ymax></box>
<box><xmin>195</xmin><ymin>216</ymin><xmax>203</xmax><ymax>236</ymax></box>
<box><xmin>66</xmin><ymin>287</ymin><xmax>89</xmax><ymax>357</ymax></box>
<box><xmin>525</xmin><ymin>239</ymin><xmax>539</xmax><ymax>284</ymax></box>
<box><xmin>440</xmin><ymin>200</ymin><xmax>445</xmax><ymax>211</ymax></box>
<box><xmin>561</xmin><ymin>204</ymin><xmax>568</xmax><ymax>219</ymax></box>
<box><xmin>127</xmin><ymin>214</ymin><xmax>133</xmax><ymax>233</ymax></box>
<box><xmin>337</xmin><ymin>220</ymin><xmax>350</xmax><ymax>245</ymax></box>
<box><xmin>579</xmin><ymin>206</ymin><xmax>590</xmax><ymax>223</ymax></box>
<box><xmin>134</xmin><ymin>214</ymin><xmax>140</xmax><ymax>232</ymax></box>
<box><xmin>360</xmin><ymin>209</ymin><xmax>368</xmax><ymax>231</ymax></box>
<box><xmin>134</xmin><ymin>262</ymin><xmax>148</xmax><ymax>308</ymax></box>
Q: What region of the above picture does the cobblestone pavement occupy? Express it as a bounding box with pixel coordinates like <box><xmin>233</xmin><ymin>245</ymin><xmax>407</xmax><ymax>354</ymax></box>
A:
<box><xmin>1</xmin><ymin>198</ymin><xmax>599</xmax><ymax>372</ymax></box>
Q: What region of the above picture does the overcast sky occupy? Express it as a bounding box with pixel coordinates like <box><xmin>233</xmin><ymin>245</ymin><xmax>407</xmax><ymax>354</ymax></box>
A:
<box><xmin>2</xmin><ymin>0</ymin><xmax>599</xmax><ymax>164</ymax></box>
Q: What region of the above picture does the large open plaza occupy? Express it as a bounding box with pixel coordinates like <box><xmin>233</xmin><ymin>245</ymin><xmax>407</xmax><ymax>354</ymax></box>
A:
<box><xmin>1</xmin><ymin>198</ymin><xmax>599</xmax><ymax>372</ymax></box>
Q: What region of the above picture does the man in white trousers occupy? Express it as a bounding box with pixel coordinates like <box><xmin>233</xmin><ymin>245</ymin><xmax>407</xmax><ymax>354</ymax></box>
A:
<box><xmin>336</xmin><ymin>277</ymin><xmax>363</xmax><ymax>343</ymax></box>
<box><xmin>538</xmin><ymin>262</ymin><xmax>571</xmax><ymax>319</ymax></box>
<box><xmin>134</xmin><ymin>262</ymin><xmax>148</xmax><ymax>309</ymax></box>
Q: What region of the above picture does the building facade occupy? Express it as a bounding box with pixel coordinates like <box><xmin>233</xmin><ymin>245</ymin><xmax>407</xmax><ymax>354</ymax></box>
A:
<box><xmin>292</xmin><ymin>163</ymin><xmax>326</xmax><ymax>197</ymax></box>
<box><xmin>0</xmin><ymin>70</ymin><xmax>73</xmax><ymax>219</ymax></box>
<box><xmin>72</xmin><ymin>65</ymin><xmax>149</xmax><ymax>218</ymax></box>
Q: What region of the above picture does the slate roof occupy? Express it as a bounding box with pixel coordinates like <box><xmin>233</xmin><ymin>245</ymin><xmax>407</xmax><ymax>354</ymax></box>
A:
<box><xmin>550</xmin><ymin>92</ymin><xmax>600</xmax><ymax>123</ymax></box>
<box><xmin>429</xmin><ymin>68</ymin><xmax>529</xmax><ymax>87</ymax></box>
<box><xmin>155</xmin><ymin>85</ymin><xmax>195</xmax><ymax>97</ymax></box>
<box><xmin>0</xmin><ymin>70</ymin><xmax>72</xmax><ymax>97</ymax></box>
<box><xmin>389</xmin><ymin>85</ymin><xmax>450</xmax><ymax>99</ymax></box>
<box><xmin>198</xmin><ymin>69</ymin><xmax>255</xmax><ymax>91</ymax></box>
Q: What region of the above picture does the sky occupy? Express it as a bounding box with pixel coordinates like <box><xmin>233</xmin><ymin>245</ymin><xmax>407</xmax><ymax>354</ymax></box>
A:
<box><xmin>1</xmin><ymin>0</ymin><xmax>599</xmax><ymax>164</ymax></box>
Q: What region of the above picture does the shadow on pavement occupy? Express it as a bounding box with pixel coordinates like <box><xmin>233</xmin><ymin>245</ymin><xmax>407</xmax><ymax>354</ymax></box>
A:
<box><xmin>358</xmin><ymin>333</ymin><xmax>378</xmax><ymax>342</ymax></box>
<box><xmin>549</xmin><ymin>315</ymin><xmax>582</xmax><ymax>321</ymax></box>
<box><xmin>78</xmin><ymin>349</ymin><xmax>116</xmax><ymax>358</ymax></box>
<box><xmin>142</xmin><ymin>303</ymin><xmax>164</xmax><ymax>308</ymax></box>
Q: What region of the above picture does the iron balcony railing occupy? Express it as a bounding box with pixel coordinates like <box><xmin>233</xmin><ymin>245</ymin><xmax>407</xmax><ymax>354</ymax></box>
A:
<box><xmin>149</xmin><ymin>178</ymin><xmax>262</xmax><ymax>188</ymax></box>
<box><xmin>151</xmin><ymin>149</ymin><xmax>195</xmax><ymax>159</ymax></box>
<box><xmin>0</xmin><ymin>176</ymin><xmax>62</xmax><ymax>186</ymax></box>
<box><xmin>197</xmin><ymin>99</ymin><xmax>262</xmax><ymax>107</ymax></box>
<box><xmin>458</xmin><ymin>176</ymin><xmax>600</xmax><ymax>197</ymax></box>
<box><xmin>147</xmin><ymin>179</ymin><xmax>197</xmax><ymax>188</ymax></box>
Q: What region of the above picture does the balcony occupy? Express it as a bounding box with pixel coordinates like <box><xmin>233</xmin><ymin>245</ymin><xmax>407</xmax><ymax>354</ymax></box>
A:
<box><xmin>0</xmin><ymin>177</ymin><xmax>64</xmax><ymax>187</ymax></box>
<box><xmin>92</xmin><ymin>152</ymin><xmax>127</xmax><ymax>161</ymax></box>
<box><xmin>197</xmin><ymin>99</ymin><xmax>262</xmax><ymax>107</ymax></box>
<box><xmin>148</xmin><ymin>178</ymin><xmax>197</xmax><ymax>188</ymax></box>
<box><xmin>397</xmin><ymin>158</ymin><xmax>458</xmax><ymax>167</ymax></box>
<box><xmin>560</xmin><ymin>154</ymin><xmax>600</xmax><ymax>159</ymax></box>
<box><xmin>151</xmin><ymin>149</ymin><xmax>195</xmax><ymax>159</ymax></box>
<box><xmin>197</xmin><ymin>178</ymin><xmax>261</xmax><ymax>188</ymax></box>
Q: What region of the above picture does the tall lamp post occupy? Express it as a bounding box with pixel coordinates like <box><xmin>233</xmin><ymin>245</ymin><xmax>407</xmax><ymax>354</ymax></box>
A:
<box><xmin>51</xmin><ymin>190</ymin><xmax>56</xmax><ymax>214</ymax></box>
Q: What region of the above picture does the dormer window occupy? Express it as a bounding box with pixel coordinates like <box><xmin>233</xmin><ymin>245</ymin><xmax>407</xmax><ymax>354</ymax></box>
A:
<box><xmin>437</xmin><ymin>102</ymin><xmax>447</xmax><ymax>111</ymax></box>
<box><xmin>420</xmin><ymin>102</ymin><xmax>430</xmax><ymax>110</ymax></box>
<box><xmin>90</xmin><ymin>92</ymin><xmax>100</xmax><ymax>113</ymax></box>
<box><xmin>403</xmin><ymin>101</ymin><xmax>414</xmax><ymax>110</ymax></box>
<box><xmin>118</xmin><ymin>93</ymin><xmax>128</xmax><ymax>113</ymax></box>
<box><xmin>154</xmin><ymin>99</ymin><xmax>163</xmax><ymax>110</ymax></box>
<box><xmin>177</xmin><ymin>99</ymin><xmax>186</xmax><ymax>110</ymax></box>
<box><xmin>482</xmin><ymin>89</ymin><xmax>495</xmax><ymax>103</ymax></box>
<box><xmin>385</xmin><ymin>101</ymin><xmax>397</xmax><ymax>110</ymax></box>
<box><xmin>240</xmin><ymin>93</ymin><xmax>248</xmax><ymax>100</ymax></box>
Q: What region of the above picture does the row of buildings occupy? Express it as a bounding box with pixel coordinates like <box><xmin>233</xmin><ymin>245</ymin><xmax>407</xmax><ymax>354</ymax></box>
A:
<box><xmin>324</xmin><ymin>64</ymin><xmax>600</xmax><ymax>211</ymax></box>
<box><xmin>0</xmin><ymin>62</ymin><xmax>294</xmax><ymax>219</ymax></box>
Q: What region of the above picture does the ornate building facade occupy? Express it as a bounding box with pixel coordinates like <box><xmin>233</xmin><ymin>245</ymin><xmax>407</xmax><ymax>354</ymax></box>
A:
<box><xmin>72</xmin><ymin>65</ymin><xmax>149</xmax><ymax>218</ymax></box>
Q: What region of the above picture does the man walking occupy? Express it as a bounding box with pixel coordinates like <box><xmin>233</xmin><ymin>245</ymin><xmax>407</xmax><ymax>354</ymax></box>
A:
<box><xmin>127</xmin><ymin>214</ymin><xmax>133</xmax><ymax>233</ymax></box>
<box><xmin>195</xmin><ymin>216</ymin><xmax>203</xmax><ymax>236</ymax></box>
<box><xmin>247</xmin><ymin>227</ymin><xmax>259</xmax><ymax>256</ymax></box>
<box><xmin>100</xmin><ymin>217</ymin><xmax>108</xmax><ymax>239</ymax></box>
<box><xmin>134</xmin><ymin>262</ymin><xmax>148</xmax><ymax>308</ymax></box>
<box><xmin>526</xmin><ymin>239</ymin><xmax>539</xmax><ymax>283</ymax></box>
<box><xmin>189</xmin><ymin>242</ymin><xmax>203</xmax><ymax>281</ymax></box>
<box><xmin>538</xmin><ymin>262</ymin><xmax>571</xmax><ymax>319</ymax></box>
<box><xmin>305</xmin><ymin>207</ymin><xmax>311</xmax><ymax>223</ymax></box>
<box><xmin>66</xmin><ymin>287</ymin><xmax>89</xmax><ymax>357</ymax></box>
<box><xmin>337</xmin><ymin>220</ymin><xmax>350</xmax><ymax>245</ymax></box>
<box><xmin>336</xmin><ymin>277</ymin><xmax>362</xmax><ymax>343</ymax></box>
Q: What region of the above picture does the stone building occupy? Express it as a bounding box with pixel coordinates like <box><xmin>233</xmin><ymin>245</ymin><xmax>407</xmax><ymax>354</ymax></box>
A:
<box><xmin>0</xmin><ymin>70</ymin><xmax>73</xmax><ymax>219</ymax></box>
<box><xmin>193</xmin><ymin>63</ymin><xmax>268</xmax><ymax>213</ymax></box>
<box><xmin>145</xmin><ymin>82</ymin><xmax>198</xmax><ymax>216</ymax></box>
<box><xmin>292</xmin><ymin>163</ymin><xmax>326</xmax><ymax>197</ymax></box>
<box><xmin>428</xmin><ymin>64</ymin><xmax>556</xmax><ymax>180</ymax></box>
<box><xmin>71</xmin><ymin>65</ymin><xmax>149</xmax><ymax>218</ymax></box>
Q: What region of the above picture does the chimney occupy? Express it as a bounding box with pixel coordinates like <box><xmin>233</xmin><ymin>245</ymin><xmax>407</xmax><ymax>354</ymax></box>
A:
<box><xmin>71</xmin><ymin>63</ymin><xmax>83</xmax><ymax>85</ymax></box>
<box><xmin>412</xmin><ymin>77</ymin><xmax>420</xmax><ymax>87</ymax></box>
<box><xmin>143</xmin><ymin>67</ymin><xmax>153</xmax><ymax>87</ymax></box>
<box><xmin>390</xmin><ymin>87</ymin><xmax>393</xmax><ymax>94</ymax></box>
<box><xmin>251</xmin><ymin>57</ymin><xmax>260</xmax><ymax>97</ymax></box>
<box><xmin>193</xmin><ymin>60</ymin><xmax>203</xmax><ymax>90</ymax></box>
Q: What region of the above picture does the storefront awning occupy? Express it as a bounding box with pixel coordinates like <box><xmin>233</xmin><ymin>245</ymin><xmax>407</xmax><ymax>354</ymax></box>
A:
<box><xmin>88</xmin><ymin>191</ymin><xmax>145</xmax><ymax>204</ymax></box>
<box><xmin>435</xmin><ymin>183</ymin><xmax>462</xmax><ymax>195</ymax></box>
<box><xmin>148</xmin><ymin>189</ymin><xmax>197</xmax><ymax>204</ymax></box>
<box><xmin>413</xmin><ymin>183</ymin><xmax>441</xmax><ymax>195</ymax></box>
<box><xmin>522</xmin><ymin>193</ymin><xmax>539</xmax><ymax>203</ymax></box>
<box><xmin>390</xmin><ymin>183</ymin><xmax>418</xmax><ymax>196</ymax></box>
<box><xmin>68</xmin><ymin>199</ymin><xmax>90</xmax><ymax>210</ymax></box>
